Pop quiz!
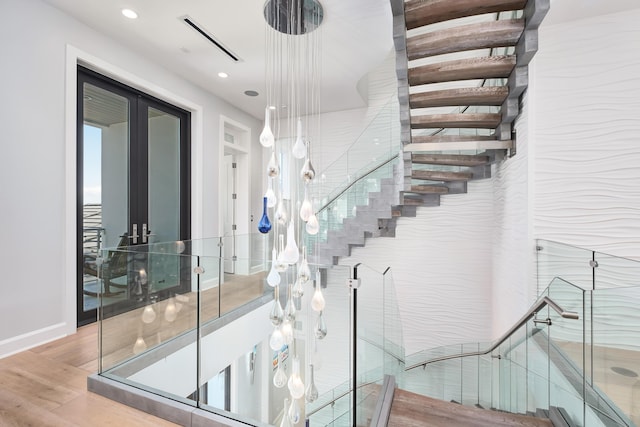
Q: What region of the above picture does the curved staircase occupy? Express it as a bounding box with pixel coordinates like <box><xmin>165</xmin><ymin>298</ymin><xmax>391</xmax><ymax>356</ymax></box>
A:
<box><xmin>393</xmin><ymin>0</ymin><xmax>549</xmax><ymax>205</ymax></box>
<box><xmin>312</xmin><ymin>0</ymin><xmax>549</xmax><ymax>266</ymax></box>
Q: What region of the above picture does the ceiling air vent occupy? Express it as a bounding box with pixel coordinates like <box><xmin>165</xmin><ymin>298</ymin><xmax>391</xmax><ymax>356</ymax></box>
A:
<box><xmin>181</xmin><ymin>16</ymin><xmax>241</xmax><ymax>62</ymax></box>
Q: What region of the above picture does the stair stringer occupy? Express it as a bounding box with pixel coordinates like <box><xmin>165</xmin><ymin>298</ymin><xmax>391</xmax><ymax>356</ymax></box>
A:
<box><xmin>309</xmin><ymin>151</ymin><xmax>495</xmax><ymax>266</ymax></box>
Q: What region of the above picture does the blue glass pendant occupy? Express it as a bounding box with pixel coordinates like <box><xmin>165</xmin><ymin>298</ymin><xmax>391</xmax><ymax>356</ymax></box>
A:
<box><xmin>258</xmin><ymin>197</ymin><xmax>272</xmax><ymax>233</ymax></box>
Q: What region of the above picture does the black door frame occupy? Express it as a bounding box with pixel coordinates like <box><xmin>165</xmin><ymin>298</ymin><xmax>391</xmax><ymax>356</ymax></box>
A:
<box><xmin>76</xmin><ymin>66</ymin><xmax>191</xmax><ymax>326</ymax></box>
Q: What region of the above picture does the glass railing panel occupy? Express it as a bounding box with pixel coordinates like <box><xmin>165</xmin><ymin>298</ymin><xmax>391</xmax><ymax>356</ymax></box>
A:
<box><xmin>548</xmin><ymin>279</ymin><xmax>586</xmax><ymax>427</ymax></box>
<box><xmin>460</xmin><ymin>343</ymin><xmax>480</xmax><ymax>406</ymax></box>
<box><xmin>495</xmin><ymin>336</ymin><xmax>513</xmax><ymax>412</ymax></box>
<box><xmin>547</xmin><ymin>278</ymin><xmax>586</xmax><ymax>371</ymax></box>
<box><xmin>594</xmin><ymin>252</ymin><xmax>640</xmax><ymax>290</ymax></box>
<box><xmin>99</xmin><ymin>248</ymin><xmax>201</xmax><ymax>406</ymax></box>
<box><xmin>306</xmin><ymin>379</ymin><xmax>351</xmax><ymax>426</ymax></box>
<box><xmin>442</xmin><ymin>345</ymin><xmax>463</xmax><ymax>404</ymax></box>
<box><xmin>591</xmin><ymin>285</ymin><xmax>640</xmax><ymax>426</ymax></box>
<box><xmin>508</xmin><ymin>324</ymin><xmax>528</xmax><ymax>415</ymax></box>
<box><xmin>315</xmin><ymin>97</ymin><xmax>400</xmax><ymax>206</ymax></box>
<box><xmin>536</xmin><ymin>239</ymin><xmax>594</xmax><ymax>292</ymax></box>
<box><xmin>195</xmin><ymin>261</ymin><xmax>353</xmax><ymax>426</ymax></box>
<box><xmin>526</xmin><ymin>313</ymin><xmax>550</xmax><ymax>414</ymax></box>
<box><xmin>478</xmin><ymin>352</ymin><xmax>493</xmax><ymax>409</ymax></box>
<box><xmin>402</xmin><ymin>344</ymin><xmax>465</xmax><ymax>400</ymax></box>
<box><xmin>382</xmin><ymin>269</ymin><xmax>405</xmax><ymax>379</ymax></box>
<box><xmin>354</xmin><ymin>264</ymin><xmax>385</xmax><ymax>388</ymax></box>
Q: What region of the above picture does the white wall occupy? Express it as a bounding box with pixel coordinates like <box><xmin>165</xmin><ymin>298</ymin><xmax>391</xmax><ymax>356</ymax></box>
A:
<box><xmin>533</xmin><ymin>8</ymin><xmax>640</xmax><ymax>261</ymax></box>
<box><xmin>490</xmin><ymin>89</ymin><xmax>537</xmax><ymax>336</ymax></box>
<box><xmin>341</xmin><ymin>180</ymin><xmax>496</xmax><ymax>356</ymax></box>
<box><xmin>0</xmin><ymin>0</ymin><xmax>262</xmax><ymax>357</ymax></box>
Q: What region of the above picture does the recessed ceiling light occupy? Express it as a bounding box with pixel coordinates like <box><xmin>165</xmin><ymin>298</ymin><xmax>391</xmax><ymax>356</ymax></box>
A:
<box><xmin>122</xmin><ymin>9</ymin><xmax>138</xmax><ymax>19</ymax></box>
<box><xmin>244</xmin><ymin>90</ymin><xmax>259</xmax><ymax>97</ymax></box>
<box><xmin>268</xmin><ymin>105</ymin><xmax>277</xmax><ymax>110</ymax></box>
<box><xmin>218</xmin><ymin>72</ymin><xmax>228</xmax><ymax>78</ymax></box>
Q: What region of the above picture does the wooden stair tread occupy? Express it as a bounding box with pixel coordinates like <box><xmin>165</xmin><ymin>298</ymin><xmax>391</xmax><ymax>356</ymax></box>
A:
<box><xmin>403</xmin><ymin>197</ymin><xmax>424</xmax><ymax>206</ymax></box>
<box><xmin>388</xmin><ymin>389</ymin><xmax>553</xmax><ymax>427</ymax></box>
<box><xmin>412</xmin><ymin>169</ymin><xmax>473</xmax><ymax>181</ymax></box>
<box><xmin>405</xmin><ymin>0</ymin><xmax>527</xmax><ymax>30</ymax></box>
<box><xmin>411</xmin><ymin>86</ymin><xmax>509</xmax><ymax>108</ymax></box>
<box><xmin>408</xmin><ymin>19</ymin><xmax>524</xmax><ymax>60</ymax></box>
<box><xmin>410</xmin><ymin>135</ymin><xmax>496</xmax><ymax>143</ymax></box>
<box><xmin>406</xmin><ymin>139</ymin><xmax>513</xmax><ymax>151</ymax></box>
<box><xmin>409</xmin><ymin>55</ymin><xmax>516</xmax><ymax>86</ymax></box>
<box><xmin>409</xmin><ymin>185</ymin><xmax>450</xmax><ymax>194</ymax></box>
<box><xmin>411</xmin><ymin>113</ymin><xmax>501</xmax><ymax>129</ymax></box>
<box><xmin>412</xmin><ymin>153</ymin><xmax>489</xmax><ymax>166</ymax></box>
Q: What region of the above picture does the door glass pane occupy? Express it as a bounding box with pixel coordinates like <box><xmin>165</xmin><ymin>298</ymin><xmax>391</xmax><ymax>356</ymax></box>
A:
<box><xmin>82</xmin><ymin>83</ymin><xmax>129</xmax><ymax>312</ymax></box>
<box><xmin>148</xmin><ymin>107</ymin><xmax>181</xmax><ymax>292</ymax></box>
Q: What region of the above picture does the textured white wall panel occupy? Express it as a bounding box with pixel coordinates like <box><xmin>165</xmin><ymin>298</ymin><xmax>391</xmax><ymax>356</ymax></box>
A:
<box><xmin>340</xmin><ymin>180</ymin><xmax>495</xmax><ymax>356</ymax></box>
<box><xmin>491</xmin><ymin>91</ymin><xmax>536</xmax><ymax>337</ymax></box>
<box><xmin>534</xmin><ymin>10</ymin><xmax>640</xmax><ymax>261</ymax></box>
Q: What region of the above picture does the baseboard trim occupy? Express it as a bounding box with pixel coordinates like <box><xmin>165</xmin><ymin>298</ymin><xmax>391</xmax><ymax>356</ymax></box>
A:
<box><xmin>0</xmin><ymin>322</ymin><xmax>71</xmax><ymax>359</ymax></box>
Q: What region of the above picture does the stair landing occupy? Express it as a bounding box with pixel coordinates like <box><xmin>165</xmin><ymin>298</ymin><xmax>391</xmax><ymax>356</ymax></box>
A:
<box><xmin>388</xmin><ymin>389</ymin><xmax>553</xmax><ymax>427</ymax></box>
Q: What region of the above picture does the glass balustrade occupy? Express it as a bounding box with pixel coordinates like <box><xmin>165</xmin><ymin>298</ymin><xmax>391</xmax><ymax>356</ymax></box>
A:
<box><xmin>96</xmin><ymin>233</ymin><xmax>404</xmax><ymax>427</ymax></box>
<box><xmin>96</xmin><ymin>233</ymin><xmax>640</xmax><ymax>427</ymax></box>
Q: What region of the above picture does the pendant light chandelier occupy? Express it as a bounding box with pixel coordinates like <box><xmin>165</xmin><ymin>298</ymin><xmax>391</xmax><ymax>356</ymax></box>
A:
<box><xmin>259</xmin><ymin>0</ymin><xmax>325</xmax><ymax>423</ymax></box>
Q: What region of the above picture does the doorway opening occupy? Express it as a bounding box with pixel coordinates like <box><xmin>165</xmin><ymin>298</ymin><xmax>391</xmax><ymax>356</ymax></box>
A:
<box><xmin>219</xmin><ymin>117</ymin><xmax>252</xmax><ymax>277</ymax></box>
<box><xmin>77</xmin><ymin>66</ymin><xmax>191</xmax><ymax>326</ymax></box>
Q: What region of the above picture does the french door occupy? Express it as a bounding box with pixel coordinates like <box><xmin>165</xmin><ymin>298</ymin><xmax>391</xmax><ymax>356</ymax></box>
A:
<box><xmin>77</xmin><ymin>66</ymin><xmax>191</xmax><ymax>326</ymax></box>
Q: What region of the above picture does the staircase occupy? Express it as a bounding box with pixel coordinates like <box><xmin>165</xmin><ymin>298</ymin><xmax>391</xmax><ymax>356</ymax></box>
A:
<box><xmin>388</xmin><ymin>389</ymin><xmax>556</xmax><ymax>427</ymax></box>
<box><xmin>311</xmin><ymin>0</ymin><xmax>548</xmax><ymax>266</ymax></box>
<box><xmin>394</xmin><ymin>0</ymin><xmax>549</xmax><ymax>204</ymax></box>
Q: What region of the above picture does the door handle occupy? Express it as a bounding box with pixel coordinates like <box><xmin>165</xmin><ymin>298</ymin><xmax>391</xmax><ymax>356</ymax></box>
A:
<box><xmin>142</xmin><ymin>223</ymin><xmax>156</xmax><ymax>244</ymax></box>
<box><xmin>129</xmin><ymin>224</ymin><xmax>139</xmax><ymax>244</ymax></box>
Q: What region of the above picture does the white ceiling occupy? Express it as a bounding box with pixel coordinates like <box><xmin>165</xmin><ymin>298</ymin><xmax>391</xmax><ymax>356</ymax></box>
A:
<box><xmin>43</xmin><ymin>0</ymin><xmax>394</xmax><ymax>119</ymax></box>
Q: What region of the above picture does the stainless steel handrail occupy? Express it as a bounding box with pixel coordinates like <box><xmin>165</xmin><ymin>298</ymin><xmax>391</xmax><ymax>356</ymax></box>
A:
<box><xmin>316</xmin><ymin>153</ymin><xmax>399</xmax><ymax>215</ymax></box>
<box><xmin>306</xmin><ymin>379</ymin><xmax>378</xmax><ymax>418</ymax></box>
<box><xmin>405</xmin><ymin>296</ymin><xmax>579</xmax><ymax>371</ymax></box>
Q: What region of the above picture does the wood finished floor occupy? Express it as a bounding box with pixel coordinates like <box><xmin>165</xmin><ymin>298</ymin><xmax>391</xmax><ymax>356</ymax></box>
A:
<box><xmin>0</xmin><ymin>323</ymin><xmax>179</xmax><ymax>426</ymax></box>
<box><xmin>0</xmin><ymin>273</ymin><xmax>266</xmax><ymax>426</ymax></box>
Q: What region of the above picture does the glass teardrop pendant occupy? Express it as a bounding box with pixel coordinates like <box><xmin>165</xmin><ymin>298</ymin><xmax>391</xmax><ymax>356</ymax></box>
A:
<box><xmin>292</xmin><ymin>119</ymin><xmax>306</xmax><ymax>159</ymax></box>
<box><xmin>282</xmin><ymin>220</ymin><xmax>299</xmax><ymax>264</ymax></box>
<box><xmin>311</xmin><ymin>270</ymin><xmax>325</xmax><ymax>312</ymax></box>
<box><xmin>142</xmin><ymin>304</ymin><xmax>156</xmax><ymax>324</ymax></box>
<box><xmin>279</xmin><ymin>398</ymin><xmax>292</xmax><ymax>427</ymax></box>
<box><xmin>287</xmin><ymin>356</ymin><xmax>305</xmax><ymax>399</ymax></box>
<box><xmin>288</xmin><ymin>398</ymin><xmax>301</xmax><ymax>424</ymax></box>
<box><xmin>267</xmin><ymin>247</ymin><xmax>281</xmax><ymax>287</ymax></box>
<box><xmin>299</xmin><ymin>249</ymin><xmax>311</xmax><ymax>283</ymax></box>
<box><xmin>305</xmin><ymin>365</ymin><xmax>319</xmax><ymax>402</ymax></box>
<box><xmin>269</xmin><ymin>285</ymin><xmax>284</xmax><ymax>326</ymax></box>
<box><xmin>269</xmin><ymin>325</ymin><xmax>284</xmax><ymax>351</ymax></box>
<box><xmin>267</xmin><ymin>150</ymin><xmax>279</xmax><ymax>178</ymax></box>
<box><xmin>258</xmin><ymin>197</ymin><xmax>272</xmax><ymax>234</ymax></box>
<box><xmin>275</xmin><ymin>198</ymin><xmax>288</xmax><ymax>226</ymax></box>
<box><xmin>275</xmin><ymin>234</ymin><xmax>288</xmax><ymax>272</ymax></box>
<box><xmin>284</xmin><ymin>283</ymin><xmax>296</xmax><ymax>321</ymax></box>
<box><xmin>281</xmin><ymin>319</ymin><xmax>294</xmax><ymax>345</ymax></box>
<box><xmin>259</xmin><ymin>107</ymin><xmax>274</xmax><ymax>148</ymax></box>
<box><xmin>265</xmin><ymin>178</ymin><xmax>277</xmax><ymax>208</ymax></box>
<box><xmin>300</xmin><ymin>157</ymin><xmax>315</xmax><ymax>183</ymax></box>
<box><xmin>292</xmin><ymin>277</ymin><xmax>304</xmax><ymax>298</ymax></box>
<box><xmin>315</xmin><ymin>311</ymin><xmax>327</xmax><ymax>339</ymax></box>
<box><xmin>273</xmin><ymin>352</ymin><xmax>287</xmax><ymax>388</ymax></box>
<box><xmin>306</xmin><ymin>213</ymin><xmax>319</xmax><ymax>235</ymax></box>
<box><xmin>299</xmin><ymin>187</ymin><xmax>313</xmax><ymax>222</ymax></box>
<box><xmin>133</xmin><ymin>336</ymin><xmax>147</xmax><ymax>354</ymax></box>
<box><xmin>164</xmin><ymin>297</ymin><xmax>178</xmax><ymax>322</ymax></box>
